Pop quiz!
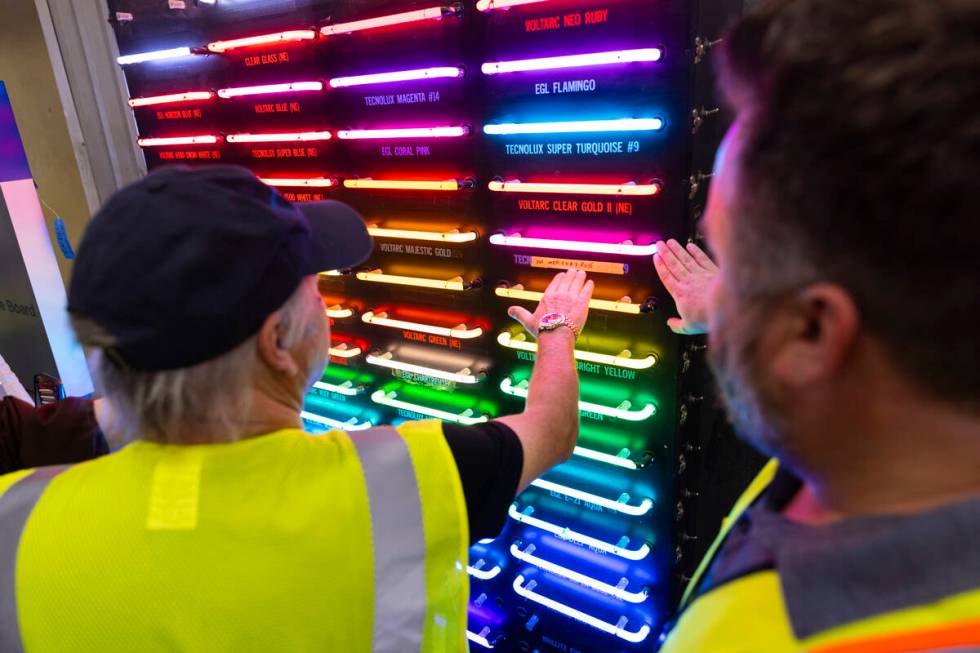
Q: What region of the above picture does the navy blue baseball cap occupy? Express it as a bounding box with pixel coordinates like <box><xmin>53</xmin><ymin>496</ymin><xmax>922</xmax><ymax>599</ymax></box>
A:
<box><xmin>68</xmin><ymin>165</ymin><xmax>372</xmax><ymax>371</ymax></box>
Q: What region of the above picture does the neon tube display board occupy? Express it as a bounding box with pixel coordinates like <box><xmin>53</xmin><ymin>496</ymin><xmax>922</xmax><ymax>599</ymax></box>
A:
<box><xmin>109</xmin><ymin>0</ymin><xmax>726</xmax><ymax>649</ymax></box>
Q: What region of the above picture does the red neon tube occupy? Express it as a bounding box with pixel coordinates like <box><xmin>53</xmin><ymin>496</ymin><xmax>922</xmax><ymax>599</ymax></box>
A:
<box><xmin>127</xmin><ymin>91</ymin><xmax>215</xmax><ymax>108</ymax></box>
<box><xmin>137</xmin><ymin>135</ymin><xmax>220</xmax><ymax>147</ymax></box>
<box><xmin>207</xmin><ymin>30</ymin><xmax>317</xmax><ymax>53</ymax></box>
<box><xmin>216</xmin><ymin>81</ymin><xmax>324</xmax><ymax>99</ymax></box>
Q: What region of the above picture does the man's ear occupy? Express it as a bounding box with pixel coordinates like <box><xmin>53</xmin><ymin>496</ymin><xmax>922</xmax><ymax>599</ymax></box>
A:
<box><xmin>256</xmin><ymin>310</ymin><xmax>300</xmax><ymax>376</ymax></box>
<box><xmin>769</xmin><ymin>283</ymin><xmax>860</xmax><ymax>388</ymax></box>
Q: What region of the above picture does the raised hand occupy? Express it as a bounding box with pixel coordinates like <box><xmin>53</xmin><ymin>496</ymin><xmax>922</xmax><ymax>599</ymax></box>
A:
<box><xmin>507</xmin><ymin>269</ymin><xmax>595</xmax><ymax>337</ymax></box>
<box><xmin>653</xmin><ymin>239</ymin><xmax>718</xmax><ymax>335</ymax></box>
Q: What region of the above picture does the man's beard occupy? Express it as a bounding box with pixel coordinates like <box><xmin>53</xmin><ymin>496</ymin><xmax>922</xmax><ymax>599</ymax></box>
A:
<box><xmin>708</xmin><ymin>302</ymin><xmax>787</xmax><ymax>458</ymax></box>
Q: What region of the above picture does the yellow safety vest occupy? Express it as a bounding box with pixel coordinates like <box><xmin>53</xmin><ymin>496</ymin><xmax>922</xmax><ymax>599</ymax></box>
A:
<box><xmin>0</xmin><ymin>420</ymin><xmax>469</xmax><ymax>652</ymax></box>
<box><xmin>662</xmin><ymin>460</ymin><xmax>980</xmax><ymax>653</ymax></box>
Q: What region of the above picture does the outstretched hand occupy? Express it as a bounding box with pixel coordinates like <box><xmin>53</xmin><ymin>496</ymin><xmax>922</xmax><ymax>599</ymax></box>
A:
<box><xmin>508</xmin><ymin>269</ymin><xmax>594</xmax><ymax>337</ymax></box>
<box><xmin>653</xmin><ymin>239</ymin><xmax>718</xmax><ymax>335</ymax></box>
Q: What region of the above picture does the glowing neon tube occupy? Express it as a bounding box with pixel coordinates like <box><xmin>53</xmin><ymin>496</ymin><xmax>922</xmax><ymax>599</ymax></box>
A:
<box><xmin>300</xmin><ymin>411</ymin><xmax>373</xmax><ymax>431</ymax></box>
<box><xmin>312</xmin><ymin>380</ymin><xmax>364</xmax><ymax>396</ymax></box>
<box><xmin>117</xmin><ymin>47</ymin><xmax>192</xmax><ymax>66</ymax></box>
<box><xmin>466</xmin><ymin>629</ymin><xmax>495</xmax><ymax>649</ymax></box>
<box><xmin>367</xmin><ymin>352</ymin><xmax>481</xmax><ymax>384</ymax></box>
<box><xmin>513</xmin><ymin>575</ymin><xmax>651</xmax><ymax>643</ymax></box>
<box><xmin>482</xmin><ymin>48</ymin><xmax>663</xmax><ymax>74</ymax></box>
<box><xmin>226</xmin><ymin>131</ymin><xmax>332</xmax><ymax>143</ymax></box>
<box><xmin>489</xmin><ymin>180</ymin><xmax>661</xmax><ymax>196</ymax></box>
<box><xmin>325</xmin><ymin>304</ymin><xmax>354</xmax><ymax>318</ymax></box>
<box><xmin>320</xmin><ymin>269</ymin><xmax>344</xmax><ymax>277</ymax></box>
<box><xmin>370</xmin><ymin>390</ymin><xmax>489</xmax><ymax>425</ymax></box>
<box><xmin>127</xmin><ymin>91</ymin><xmax>215</xmax><ymax>108</ymax></box>
<box><xmin>344</xmin><ymin>178</ymin><xmax>469</xmax><ymax>191</ymax></box>
<box><xmin>362</xmin><ymin>311</ymin><xmax>483</xmax><ymax>339</ymax></box>
<box><xmin>489</xmin><ymin>233</ymin><xmax>657</xmax><ymax>256</ymax></box>
<box><xmin>329</xmin><ymin>66</ymin><xmax>464</xmax><ymax>88</ymax></box>
<box><xmin>484</xmin><ymin>118</ymin><xmax>662</xmax><ymax>135</ymax></box>
<box><xmin>476</xmin><ymin>0</ymin><xmax>550</xmax><ymax>11</ymax></box>
<box><xmin>509</xmin><ymin>505</ymin><xmax>650</xmax><ymax>559</ymax></box>
<box><xmin>367</xmin><ymin>226</ymin><xmax>478</xmax><ymax>243</ymax></box>
<box><xmin>496</xmin><ymin>286</ymin><xmax>651</xmax><ymax>314</ymax></box>
<box><xmin>321</xmin><ymin>7</ymin><xmax>456</xmax><ymax>35</ymax></box>
<box><xmin>216</xmin><ymin>81</ymin><xmax>324</xmax><ymax>98</ymax></box>
<box><xmin>530</xmin><ymin>479</ymin><xmax>653</xmax><ymax>516</ymax></box>
<box><xmin>500</xmin><ymin>377</ymin><xmax>656</xmax><ymax>421</ymax></box>
<box><xmin>467</xmin><ymin>559</ymin><xmax>503</xmax><ymax>580</ymax></box>
<box><xmin>573</xmin><ymin>446</ymin><xmax>638</xmax><ymax>469</ymax></box>
<box><xmin>337</xmin><ymin>126</ymin><xmax>468</xmax><ymax>140</ymax></box>
<box><xmin>137</xmin><ymin>135</ymin><xmax>219</xmax><ymax>147</ymax></box>
<box><xmin>329</xmin><ymin>344</ymin><xmax>362</xmax><ymax>359</ymax></box>
<box><xmin>261</xmin><ymin>177</ymin><xmax>337</xmax><ymax>188</ymax></box>
<box><xmin>510</xmin><ymin>543</ymin><xmax>648</xmax><ymax>603</ymax></box>
<box><xmin>207</xmin><ymin>30</ymin><xmax>317</xmax><ymax>53</ymax></box>
<box><xmin>356</xmin><ymin>270</ymin><xmax>471</xmax><ymax>291</ymax></box>
<box><xmin>497</xmin><ymin>332</ymin><xmax>656</xmax><ymax>370</ymax></box>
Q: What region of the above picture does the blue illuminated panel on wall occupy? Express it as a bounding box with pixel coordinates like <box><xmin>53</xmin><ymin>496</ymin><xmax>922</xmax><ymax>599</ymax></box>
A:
<box><xmin>108</xmin><ymin>0</ymin><xmax>717</xmax><ymax>649</ymax></box>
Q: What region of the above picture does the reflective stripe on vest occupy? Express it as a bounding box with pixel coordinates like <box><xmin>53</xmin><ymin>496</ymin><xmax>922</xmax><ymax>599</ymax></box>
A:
<box><xmin>349</xmin><ymin>426</ymin><xmax>427</xmax><ymax>653</ymax></box>
<box><xmin>0</xmin><ymin>466</ymin><xmax>69</xmax><ymax>653</ymax></box>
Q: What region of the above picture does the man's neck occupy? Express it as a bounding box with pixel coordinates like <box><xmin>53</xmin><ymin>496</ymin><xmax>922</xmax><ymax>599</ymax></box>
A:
<box><xmin>162</xmin><ymin>387</ymin><xmax>303</xmax><ymax>445</ymax></box>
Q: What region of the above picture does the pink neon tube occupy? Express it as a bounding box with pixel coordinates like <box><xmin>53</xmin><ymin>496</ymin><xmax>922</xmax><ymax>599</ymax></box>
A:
<box><xmin>337</xmin><ymin>126</ymin><xmax>468</xmax><ymax>140</ymax></box>
<box><xmin>216</xmin><ymin>81</ymin><xmax>324</xmax><ymax>98</ymax></box>
<box><xmin>226</xmin><ymin>131</ymin><xmax>332</xmax><ymax>143</ymax></box>
<box><xmin>321</xmin><ymin>7</ymin><xmax>455</xmax><ymax>35</ymax></box>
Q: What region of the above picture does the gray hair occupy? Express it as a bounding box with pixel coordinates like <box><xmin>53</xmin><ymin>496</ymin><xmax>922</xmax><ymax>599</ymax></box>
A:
<box><xmin>72</xmin><ymin>283</ymin><xmax>316</xmax><ymax>445</ymax></box>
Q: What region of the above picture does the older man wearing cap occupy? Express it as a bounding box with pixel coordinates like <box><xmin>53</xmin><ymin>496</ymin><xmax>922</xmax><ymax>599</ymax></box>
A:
<box><xmin>0</xmin><ymin>165</ymin><xmax>593</xmax><ymax>652</ymax></box>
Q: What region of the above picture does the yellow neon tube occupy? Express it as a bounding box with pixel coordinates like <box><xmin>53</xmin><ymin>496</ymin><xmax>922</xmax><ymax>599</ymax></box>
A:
<box><xmin>328</xmin><ymin>344</ymin><xmax>361</xmax><ymax>358</ymax></box>
<box><xmin>367</xmin><ymin>225</ymin><xmax>478</xmax><ymax>243</ymax></box>
<box><xmin>495</xmin><ymin>286</ymin><xmax>647</xmax><ymax>314</ymax></box>
<box><xmin>497</xmin><ymin>332</ymin><xmax>656</xmax><ymax>369</ymax></box>
<box><xmin>356</xmin><ymin>270</ymin><xmax>470</xmax><ymax>291</ymax></box>
<box><xmin>325</xmin><ymin>305</ymin><xmax>354</xmax><ymax>319</ymax></box>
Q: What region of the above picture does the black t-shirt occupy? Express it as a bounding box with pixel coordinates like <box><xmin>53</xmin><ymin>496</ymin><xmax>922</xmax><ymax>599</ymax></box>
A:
<box><xmin>442</xmin><ymin>421</ymin><xmax>523</xmax><ymax>545</ymax></box>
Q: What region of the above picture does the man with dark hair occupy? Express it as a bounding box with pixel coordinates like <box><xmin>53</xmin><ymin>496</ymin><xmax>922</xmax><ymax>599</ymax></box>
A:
<box><xmin>656</xmin><ymin>0</ymin><xmax>980</xmax><ymax>650</ymax></box>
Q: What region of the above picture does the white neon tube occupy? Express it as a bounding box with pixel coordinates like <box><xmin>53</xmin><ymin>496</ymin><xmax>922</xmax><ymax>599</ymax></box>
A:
<box><xmin>500</xmin><ymin>378</ymin><xmax>657</xmax><ymax>421</ymax></box>
<box><xmin>367</xmin><ymin>352</ymin><xmax>480</xmax><ymax>384</ymax></box>
<box><xmin>207</xmin><ymin>30</ymin><xmax>317</xmax><ymax>53</ymax></box>
<box><xmin>137</xmin><ymin>135</ymin><xmax>219</xmax><ymax>147</ymax></box>
<box><xmin>466</xmin><ymin>629</ymin><xmax>495</xmax><ymax>649</ymax></box>
<box><xmin>216</xmin><ymin>81</ymin><xmax>324</xmax><ymax>98</ymax></box>
<box><xmin>530</xmin><ymin>479</ymin><xmax>653</xmax><ymax>516</ymax></box>
<box><xmin>312</xmin><ymin>380</ymin><xmax>364</xmax><ymax>396</ymax></box>
<box><xmin>127</xmin><ymin>91</ymin><xmax>215</xmax><ymax>107</ymax></box>
<box><xmin>467</xmin><ymin>560</ymin><xmax>503</xmax><ymax>580</ymax></box>
<box><xmin>497</xmin><ymin>332</ymin><xmax>656</xmax><ymax>370</ymax></box>
<box><xmin>370</xmin><ymin>390</ymin><xmax>489</xmax><ymax>425</ymax></box>
<box><xmin>482</xmin><ymin>48</ymin><xmax>663</xmax><ymax>74</ymax></box>
<box><xmin>261</xmin><ymin>177</ymin><xmax>337</xmax><ymax>188</ymax></box>
<box><xmin>321</xmin><ymin>7</ymin><xmax>454</xmax><ymax>35</ymax></box>
<box><xmin>226</xmin><ymin>131</ymin><xmax>332</xmax><ymax>143</ymax></box>
<box><xmin>337</xmin><ymin>126</ymin><xmax>468</xmax><ymax>139</ymax></box>
<box><xmin>329</xmin><ymin>344</ymin><xmax>362</xmax><ymax>359</ymax></box>
<box><xmin>509</xmin><ymin>543</ymin><xmax>648</xmax><ymax>603</ymax></box>
<box><xmin>300</xmin><ymin>411</ymin><xmax>373</xmax><ymax>431</ymax></box>
<box><xmin>325</xmin><ymin>304</ymin><xmax>354</xmax><ymax>318</ymax></box>
<box><xmin>362</xmin><ymin>311</ymin><xmax>482</xmax><ymax>339</ymax></box>
<box><xmin>484</xmin><ymin>118</ymin><xmax>662</xmax><ymax>135</ymax></box>
<box><xmin>573</xmin><ymin>446</ymin><xmax>638</xmax><ymax>469</ymax></box>
<box><xmin>489</xmin><ymin>233</ymin><xmax>657</xmax><ymax>256</ymax></box>
<box><xmin>356</xmin><ymin>270</ymin><xmax>470</xmax><ymax>291</ymax></box>
<box><xmin>508</xmin><ymin>505</ymin><xmax>650</xmax><ymax>560</ymax></box>
<box><xmin>329</xmin><ymin>66</ymin><xmax>464</xmax><ymax>88</ymax></box>
<box><xmin>488</xmin><ymin>180</ymin><xmax>661</xmax><ymax>196</ymax></box>
<box><xmin>476</xmin><ymin>0</ymin><xmax>549</xmax><ymax>11</ymax></box>
<box><xmin>513</xmin><ymin>575</ymin><xmax>651</xmax><ymax>643</ymax></box>
<box><xmin>495</xmin><ymin>287</ymin><xmax>649</xmax><ymax>315</ymax></box>
<box><xmin>367</xmin><ymin>226</ymin><xmax>478</xmax><ymax>243</ymax></box>
<box><xmin>117</xmin><ymin>47</ymin><xmax>192</xmax><ymax>66</ymax></box>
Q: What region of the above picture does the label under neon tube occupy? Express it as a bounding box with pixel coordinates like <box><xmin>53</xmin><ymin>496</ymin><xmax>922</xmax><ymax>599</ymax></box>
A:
<box><xmin>227</xmin><ymin>131</ymin><xmax>332</xmax><ymax>143</ymax></box>
<box><xmin>466</xmin><ymin>629</ymin><xmax>495</xmax><ymax>649</ymax></box>
<box><xmin>495</xmin><ymin>287</ymin><xmax>649</xmax><ymax>314</ymax></box>
<box><xmin>344</xmin><ymin>178</ymin><xmax>466</xmax><ymax>191</ymax></box>
<box><xmin>329</xmin><ymin>344</ymin><xmax>362</xmax><ymax>359</ymax></box>
<box><xmin>337</xmin><ymin>126</ymin><xmax>468</xmax><ymax>139</ymax></box>
<box><xmin>489</xmin><ymin>180</ymin><xmax>661</xmax><ymax>196</ymax></box>
<box><xmin>117</xmin><ymin>47</ymin><xmax>192</xmax><ymax>65</ymax></box>
<box><xmin>260</xmin><ymin>177</ymin><xmax>337</xmax><ymax>188</ymax></box>
<box><xmin>510</xmin><ymin>543</ymin><xmax>648</xmax><ymax>603</ymax></box>
<box><xmin>362</xmin><ymin>311</ymin><xmax>483</xmax><ymax>339</ymax></box>
<box><xmin>137</xmin><ymin>135</ymin><xmax>219</xmax><ymax>147</ymax></box>
<box><xmin>370</xmin><ymin>390</ymin><xmax>489</xmax><ymax>424</ymax></box>
<box><xmin>367</xmin><ymin>352</ymin><xmax>481</xmax><ymax>384</ymax></box>
<box><xmin>321</xmin><ymin>7</ymin><xmax>454</xmax><ymax>35</ymax></box>
<box><xmin>329</xmin><ymin>66</ymin><xmax>464</xmax><ymax>88</ymax></box>
<box><xmin>356</xmin><ymin>270</ymin><xmax>470</xmax><ymax>291</ymax></box>
<box><xmin>497</xmin><ymin>332</ymin><xmax>656</xmax><ymax>369</ymax></box>
<box><xmin>128</xmin><ymin>91</ymin><xmax>215</xmax><ymax>107</ymax></box>
<box><xmin>500</xmin><ymin>377</ymin><xmax>656</xmax><ymax>421</ymax></box>
<box><xmin>508</xmin><ymin>504</ymin><xmax>650</xmax><ymax>559</ymax></box>
<box><xmin>482</xmin><ymin>48</ymin><xmax>663</xmax><ymax>74</ymax></box>
<box><xmin>367</xmin><ymin>226</ymin><xmax>478</xmax><ymax>243</ymax></box>
<box><xmin>512</xmin><ymin>575</ymin><xmax>651</xmax><ymax>643</ymax></box>
<box><xmin>300</xmin><ymin>411</ymin><xmax>373</xmax><ymax>431</ymax></box>
<box><xmin>489</xmin><ymin>233</ymin><xmax>657</xmax><ymax>256</ymax></box>
<box><xmin>207</xmin><ymin>30</ymin><xmax>317</xmax><ymax>53</ymax></box>
<box><xmin>216</xmin><ymin>81</ymin><xmax>324</xmax><ymax>98</ymax></box>
<box><xmin>312</xmin><ymin>380</ymin><xmax>363</xmax><ymax>396</ymax></box>
<box><xmin>484</xmin><ymin>118</ymin><xmax>663</xmax><ymax>135</ymax></box>
<box><xmin>476</xmin><ymin>0</ymin><xmax>550</xmax><ymax>11</ymax></box>
<box><xmin>530</xmin><ymin>478</ymin><xmax>653</xmax><ymax>516</ymax></box>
